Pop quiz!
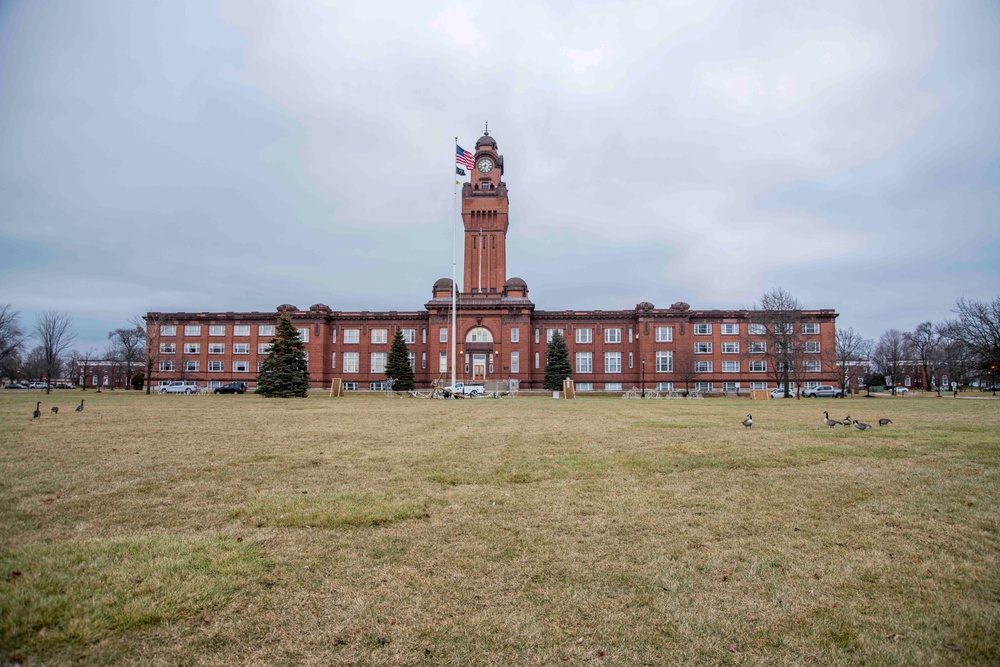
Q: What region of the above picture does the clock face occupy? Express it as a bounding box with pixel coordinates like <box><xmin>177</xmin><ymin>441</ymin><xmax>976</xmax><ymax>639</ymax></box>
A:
<box><xmin>476</xmin><ymin>158</ymin><xmax>494</xmax><ymax>174</ymax></box>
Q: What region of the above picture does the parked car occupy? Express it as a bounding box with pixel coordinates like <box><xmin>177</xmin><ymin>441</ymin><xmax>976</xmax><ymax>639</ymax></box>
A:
<box><xmin>893</xmin><ymin>386</ymin><xmax>909</xmax><ymax>394</ymax></box>
<box><xmin>54</xmin><ymin>382</ymin><xmax>75</xmax><ymax>389</ymax></box>
<box><xmin>5</xmin><ymin>383</ymin><xmax>28</xmax><ymax>389</ymax></box>
<box><xmin>28</xmin><ymin>381</ymin><xmax>49</xmax><ymax>389</ymax></box>
<box><xmin>446</xmin><ymin>381</ymin><xmax>485</xmax><ymax>397</ymax></box>
<box><xmin>159</xmin><ymin>381</ymin><xmax>200</xmax><ymax>394</ymax></box>
<box><xmin>213</xmin><ymin>382</ymin><xmax>246</xmax><ymax>395</ymax></box>
<box><xmin>802</xmin><ymin>385</ymin><xmax>844</xmax><ymax>398</ymax></box>
<box><xmin>770</xmin><ymin>387</ymin><xmax>797</xmax><ymax>398</ymax></box>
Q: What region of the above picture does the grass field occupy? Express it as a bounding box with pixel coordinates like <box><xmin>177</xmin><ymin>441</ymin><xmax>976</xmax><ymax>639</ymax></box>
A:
<box><xmin>1</xmin><ymin>390</ymin><xmax>998</xmax><ymax>666</ymax></box>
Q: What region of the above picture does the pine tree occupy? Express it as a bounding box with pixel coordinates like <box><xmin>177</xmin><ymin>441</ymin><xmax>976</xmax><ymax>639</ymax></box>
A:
<box><xmin>385</xmin><ymin>328</ymin><xmax>415</xmax><ymax>391</ymax></box>
<box><xmin>543</xmin><ymin>330</ymin><xmax>572</xmax><ymax>391</ymax></box>
<box><xmin>255</xmin><ymin>314</ymin><xmax>310</xmax><ymax>397</ymax></box>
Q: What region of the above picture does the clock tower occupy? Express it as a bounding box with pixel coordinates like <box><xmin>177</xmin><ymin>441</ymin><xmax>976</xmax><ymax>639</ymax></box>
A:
<box><xmin>461</xmin><ymin>129</ymin><xmax>508</xmax><ymax>296</ymax></box>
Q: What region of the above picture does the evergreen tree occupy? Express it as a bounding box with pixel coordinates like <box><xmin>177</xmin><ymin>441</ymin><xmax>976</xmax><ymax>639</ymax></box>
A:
<box><xmin>255</xmin><ymin>314</ymin><xmax>310</xmax><ymax>397</ymax></box>
<box><xmin>543</xmin><ymin>330</ymin><xmax>572</xmax><ymax>391</ymax></box>
<box><xmin>385</xmin><ymin>328</ymin><xmax>415</xmax><ymax>391</ymax></box>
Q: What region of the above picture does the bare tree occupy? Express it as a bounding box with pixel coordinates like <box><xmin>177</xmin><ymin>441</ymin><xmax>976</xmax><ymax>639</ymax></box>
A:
<box><xmin>942</xmin><ymin>297</ymin><xmax>1000</xmax><ymax>377</ymax></box>
<box><xmin>835</xmin><ymin>326</ymin><xmax>873</xmax><ymax>395</ymax></box>
<box><xmin>746</xmin><ymin>288</ymin><xmax>804</xmax><ymax>398</ymax></box>
<box><xmin>873</xmin><ymin>329</ymin><xmax>907</xmax><ymax>395</ymax></box>
<box><xmin>0</xmin><ymin>304</ymin><xmax>26</xmax><ymax>373</ymax></box>
<box><xmin>33</xmin><ymin>311</ymin><xmax>75</xmax><ymax>395</ymax></box>
<box><xmin>0</xmin><ymin>349</ymin><xmax>23</xmax><ymax>384</ymax></box>
<box><xmin>904</xmin><ymin>321</ymin><xmax>941</xmax><ymax>391</ymax></box>
<box><xmin>671</xmin><ymin>345</ymin><xmax>701</xmax><ymax>396</ymax></box>
<box><xmin>137</xmin><ymin>313</ymin><xmax>163</xmax><ymax>394</ymax></box>
<box><xmin>935</xmin><ymin>333</ymin><xmax>973</xmax><ymax>392</ymax></box>
<box><xmin>108</xmin><ymin>325</ymin><xmax>145</xmax><ymax>389</ymax></box>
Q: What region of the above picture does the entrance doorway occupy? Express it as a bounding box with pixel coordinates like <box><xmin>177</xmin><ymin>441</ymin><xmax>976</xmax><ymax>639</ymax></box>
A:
<box><xmin>472</xmin><ymin>354</ymin><xmax>487</xmax><ymax>380</ymax></box>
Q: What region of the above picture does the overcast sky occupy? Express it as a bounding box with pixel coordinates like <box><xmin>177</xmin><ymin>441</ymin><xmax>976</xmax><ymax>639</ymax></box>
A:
<box><xmin>1</xmin><ymin>0</ymin><xmax>998</xmax><ymax>353</ymax></box>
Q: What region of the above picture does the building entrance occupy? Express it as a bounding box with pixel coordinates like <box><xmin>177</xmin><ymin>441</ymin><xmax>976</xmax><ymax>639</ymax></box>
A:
<box><xmin>472</xmin><ymin>354</ymin><xmax>487</xmax><ymax>380</ymax></box>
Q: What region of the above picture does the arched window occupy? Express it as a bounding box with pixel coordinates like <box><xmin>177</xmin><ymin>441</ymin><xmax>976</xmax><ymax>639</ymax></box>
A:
<box><xmin>465</xmin><ymin>327</ymin><xmax>493</xmax><ymax>343</ymax></box>
<box><xmin>904</xmin><ymin>375</ymin><xmax>911</xmax><ymax>387</ymax></box>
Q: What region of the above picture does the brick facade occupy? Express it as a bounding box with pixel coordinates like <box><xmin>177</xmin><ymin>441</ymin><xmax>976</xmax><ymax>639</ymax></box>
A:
<box><xmin>148</xmin><ymin>132</ymin><xmax>839</xmax><ymax>392</ymax></box>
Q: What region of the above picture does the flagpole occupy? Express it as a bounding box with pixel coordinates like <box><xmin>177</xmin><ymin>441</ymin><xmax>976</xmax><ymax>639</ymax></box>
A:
<box><xmin>451</xmin><ymin>137</ymin><xmax>458</xmax><ymax>391</ymax></box>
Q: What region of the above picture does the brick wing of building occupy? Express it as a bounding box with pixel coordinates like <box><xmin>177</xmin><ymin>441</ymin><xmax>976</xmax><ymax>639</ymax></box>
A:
<box><xmin>147</xmin><ymin>131</ymin><xmax>838</xmax><ymax>393</ymax></box>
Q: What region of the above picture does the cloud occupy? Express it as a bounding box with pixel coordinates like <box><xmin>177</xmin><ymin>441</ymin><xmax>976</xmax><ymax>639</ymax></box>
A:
<box><xmin>429</xmin><ymin>6</ymin><xmax>486</xmax><ymax>49</ymax></box>
<box><xmin>566</xmin><ymin>41</ymin><xmax>610</xmax><ymax>73</ymax></box>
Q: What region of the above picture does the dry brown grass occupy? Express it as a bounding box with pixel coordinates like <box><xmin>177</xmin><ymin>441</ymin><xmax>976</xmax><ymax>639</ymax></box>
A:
<box><xmin>1</xmin><ymin>390</ymin><xmax>998</xmax><ymax>665</ymax></box>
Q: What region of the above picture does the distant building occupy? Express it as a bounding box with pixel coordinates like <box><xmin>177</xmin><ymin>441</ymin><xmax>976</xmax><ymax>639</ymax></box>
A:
<box><xmin>147</xmin><ymin>132</ymin><xmax>839</xmax><ymax>393</ymax></box>
<box><xmin>75</xmin><ymin>360</ymin><xmax>143</xmax><ymax>390</ymax></box>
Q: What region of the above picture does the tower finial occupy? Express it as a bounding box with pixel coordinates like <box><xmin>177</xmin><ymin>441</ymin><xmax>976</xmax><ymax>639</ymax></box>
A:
<box><xmin>484</xmin><ymin>121</ymin><xmax>489</xmax><ymax>135</ymax></box>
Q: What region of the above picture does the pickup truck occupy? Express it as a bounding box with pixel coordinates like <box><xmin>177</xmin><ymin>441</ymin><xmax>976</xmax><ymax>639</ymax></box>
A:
<box><xmin>447</xmin><ymin>381</ymin><xmax>485</xmax><ymax>397</ymax></box>
<box><xmin>802</xmin><ymin>385</ymin><xmax>844</xmax><ymax>398</ymax></box>
<box><xmin>159</xmin><ymin>381</ymin><xmax>200</xmax><ymax>394</ymax></box>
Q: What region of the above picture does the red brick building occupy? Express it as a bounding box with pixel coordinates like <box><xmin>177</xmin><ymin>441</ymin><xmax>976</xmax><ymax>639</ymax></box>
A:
<box><xmin>147</xmin><ymin>132</ymin><xmax>839</xmax><ymax>393</ymax></box>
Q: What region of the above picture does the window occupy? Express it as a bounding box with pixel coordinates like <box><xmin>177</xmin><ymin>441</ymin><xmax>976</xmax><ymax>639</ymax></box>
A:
<box><xmin>184</xmin><ymin>325</ymin><xmax>201</xmax><ymax>336</ymax></box>
<box><xmin>693</xmin><ymin>323</ymin><xmax>711</xmax><ymax>335</ymax></box>
<box><xmin>750</xmin><ymin>382</ymin><xmax>767</xmax><ymax>391</ymax></box>
<box><xmin>207</xmin><ymin>381</ymin><xmax>223</xmax><ymax>389</ymax></box>
<box><xmin>804</xmin><ymin>360</ymin><xmax>821</xmax><ymax>373</ymax></box>
<box><xmin>467</xmin><ymin>327</ymin><xmax>493</xmax><ymax>342</ymax></box>
<box><xmin>233</xmin><ymin>343</ymin><xmax>249</xmax><ymax>354</ymax></box>
<box><xmin>401</xmin><ymin>328</ymin><xmax>416</xmax><ymax>344</ymax></box>
<box><xmin>749</xmin><ymin>342</ymin><xmax>766</xmax><ymax>354</ymax></box>
<box><xmin>233</xmin><ymin>325</ymin><xmax>250</xmax><ymax>336</ymax></box>
<box><xmin>535</xmin><ymin>329</ymin><xmax>540</xmax><ymax>344</ymax></box>
<box><xmin>160</xmin><ymin>325</ymin><xmax>176</xmax><ymax>336</ymax></box>
<box><xmin>439</xmin><ymin>352</ymin><xmax>447</xmax><ymax>373</ymax></box>
<box><xmin>370</xmin><ymin>381</ymin><xmax>391</xmax><ymax>391</ymax></box>
<box><xmin>208</xmin><ymin>343</ymin><xmax>224</xmax><ymax>354</ymax></box>
<box><xmin>629</xmin><ymin>352</ymin><xmax>633</xmax><ymax>369</ymax></box>
<box><xmin>209</xmin><ymin>325</ymin><xmax>225</xmax><ymax>336</ymax></box>
<box><xmin>371</xmin><ymin>329</ymin><xmax>388</xmax><ymax>344</ymax></box>
<box><xmin>546</xmin><ymin>328</ymin><xmax>564</xmax><ymax>343</ymax></box>
<box><xmin>723</xmin><ymin>382</ymin><xmax>739</xmax><ymax>393</ymax></box>
<box><xmin>695</xmin><ymin>342</ymin><xmax>712</xmax><ymax>354</ymax></box>
<box><xmin>804</xmin><ymin>341</ymin><xmax>821</xmax><ymax>354</ymax></box>
<box><xmin>721</xmin><ymin>323</ymin><xmax>738</xmax><ymax>335</ymax></box>
<box><xmin>331</xmin><ymin>329</ymin><xmax>337</xmax><ymax>344</ymax></box>
<box><xmin>695</xmin><ymin>361</ymin><xmax>712</xmax><ymax>373</ymax></box>
<box><xmin>184</xmin><ymin>361</ymin><xmax>199</xmax><ymax>372</ymax></box>
<box><xmin>510</xmin><ymin>327</ymin><xmax>519</xmax><ymax>343</ymax></box>
<box><xmin>183</xmin><ymin>343</ymin><xmax>200</xmax><ymax>354</ymax></box>
<box><xmin>656</xmin><ymin>382</ymin><xmax>674</xmax><ymax>391</ymax></box>
<box><xmin>576</xmin><ymin>328</ymin><xmax>592</xmax><ymax>344</ymax></box>
<box><xmin>535</xmin><ymin>352</ymin><xmax>540</xmax><ymax>369</ymax></box>
<box><xmin>604</xmin><ymin>328</ymin><xmax>621</xmax><ymax>344</ymax></box>
<box><xmin>655</xmin><ymin>326</ymin><xmax>673</xmax><ymax>342</ymax></box>
<box><xmin>233</xmin><ymin>361</ymin><xmax>249</xmax><ymax>373</ymax></box>
<box><xmin>440</xmin><ymin>327</ymin><xmax>448</xmax><ymax>343</ymax></box>
<box><xmin>331</xmin><ymin>353</ymin><xmax>336</xmax><ymax>369</ymax></box>
<box><xmin>749</xmin><ymin>360</ymin><xmax>767</xmax><ymax>372</ymax></box>
<box><xmin>722</xmin><ymin>342</ymin><xmax>739</xmax><ymax>354</ymax></box>
<box><xmin>722</xmin><ymin>361</ymin><xmax>739</xmax><ymax>373</ymax></box>
<box><xmin>695</xmin><ymin>382</ymin><xmax>713</xmax><ymax>392</ymax></box>
<box><xmin>297</xmin><ymin>328</ymin><xmax>309</xmax><ymax>343</ymax></box>
<box><xmin>605</xmin><ymin>382</ymin><xmax>622</xmax><ymax>391</ymax></box>
<box><xmin>158</xmin><ymin>360</ymin><xmax>174</xmax><ymax>372</ymax></box>
<box><xmin>422</xmin><ymin>328</ymin><xmax>426</xmax><ymax>344</ymax></box>
<box><xmin>511</xmin><ymin>351</ymin><xmax>519</xmax><ymax>373</ymax></box>
<box><xmin>656</xmin><ymin>351</ymin><xmax>673</xmax><ymax>372</ymax></box>
<box><xmin>805</xmin><ymin>381</ymin><xmax>821</xmax><ymax>390</ymax></box>
<box><xmin>344</xmin><ymin>353</ymin><xmax>360</xmax><ymax>373</ymax></box>
<box><xmin>802</xmin><ymin>323</ymin><xmax>820</xmax><ymax>335</ymax></box>
<box><xmin>258</xmin><ymin>325</ymin><xmax>275</xmax><ymax>337</ymax></box>
<box><xmin>777</xmin><ymin>323</ymin><xmax>794</xmax><ymax>335</ymax></box>
<box><xmin>208</xmin><ymin>360</ymin><xmax>224</xmax><ymax>372</ymax></box>
<box><xmin>407</xmin><ymin>352</ymin><xmax>415</xmax><ymax>370</ymax></box>
<box><xmin>344</xmin><ymin>329</ymin><xmax>360</xmax><ymax>344</ymax></box>
<box><xmin>576</xmin><ymin>383</ymin><xmax>593</xmax><ymax>391</ymax></box>
<box><xmin>258</xmin><ymin>343</ymin><xmax>271</xmax><ymax>355</ymax></box>
<box><xmin>342</xmin><ymin>382</ymin><xmax>358</xmax><ymax>391</ymax></box>
<box><xmin>575</xmin><ymin>352</ymin><xmax>593</xmax><ymax>373</ymax></box>
<box><xmin>748</xmin><ymin>323</ymin><xmax>765</xmax><ymax>335</ymax></box>
<box><xmin>371</xmin><ymin>352</ymin><xmax>387</xmax><ymax>373</ymax></box>
<box><xmin>159</xmin><ymin>343</ymin><xmax>175</xmax><ymax>354</ymax></box>
<box><xmin>605</xmin><ymin>352</ymin><xmax>621</xmax><ymax>373</ymax></box>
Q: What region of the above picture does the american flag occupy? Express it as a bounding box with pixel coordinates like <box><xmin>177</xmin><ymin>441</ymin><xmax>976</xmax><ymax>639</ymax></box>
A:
<box><xmin>456</xmin><ymin>145</ymin><xmax>474</xmax><ymax>170</ymax></box>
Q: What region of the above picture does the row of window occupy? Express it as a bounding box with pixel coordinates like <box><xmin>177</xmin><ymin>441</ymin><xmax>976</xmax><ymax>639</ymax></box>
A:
<box><xmin>160</xmin><ymin>343</ymin><xmax>273</xmax><ymax>355</ymax></box>
<box><xmin>161</xmin><ymin>324</ymin><xmax>310</xmax><ymax>341</ymax></box>
<box><xmin>694</xmin><ymin>341</ymin><xmax>821</xmax><ymax>354</ymax></box>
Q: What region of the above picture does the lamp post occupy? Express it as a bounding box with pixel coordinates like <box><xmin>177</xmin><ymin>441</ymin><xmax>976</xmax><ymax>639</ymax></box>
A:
<box><xmin>992</xmin><ymin>365</ymin><xmax>996</xmax><ymax>397</ymax></box>
<box><xmin>641</xmin><ymin>359</ymin><xmax>646</xmax><ymax>398</ymax></box>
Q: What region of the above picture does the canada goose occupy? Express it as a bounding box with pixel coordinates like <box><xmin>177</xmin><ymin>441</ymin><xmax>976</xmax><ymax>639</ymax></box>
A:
<box><xmin>32</xmin><ymin>402</ymin><xmax>41</xmax><ymax>419</ymax></box>
<box><xmin>823</xmin><ymin>411</ymin><xmax>840</xmax><ymax>428</ymax></box>
<box><xmin>742</xmin><ymin>414</ymin><xmax>753</xmax><ymax>429</ymax></box>
<box><xmin>878</xmin><ymin>418</ymin><xmax>892</xmax><ymax>427</ymax></box>
<box><xmin>853</xmin><ymin>420</ymin><xmax>872</xmax><ymax>431</ymax></box>
<box><xmin>75</xmin><ymin>399</ymin><xmax>84</xmax><ymax>412</ymax></box>
<box><xmin>51</xmin><ymin>406</ymin><xmax>59</xmax><ymax>414</ymax></box>
<box><xmin>842</xmin><ymin>416</ymin><xmax>851</xmax><ymax>426</ymax></box>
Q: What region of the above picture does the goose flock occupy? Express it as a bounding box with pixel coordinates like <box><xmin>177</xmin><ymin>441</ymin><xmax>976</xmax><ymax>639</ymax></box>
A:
<box><xmin>743</xmin><ymin>410</ymin><xmax>894</xmax><ymax>431</ymax></box>
<box><xmin>30</xmin><ymin>399</ymin><xmax>84</xmax><ymax>419</ymax></box>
